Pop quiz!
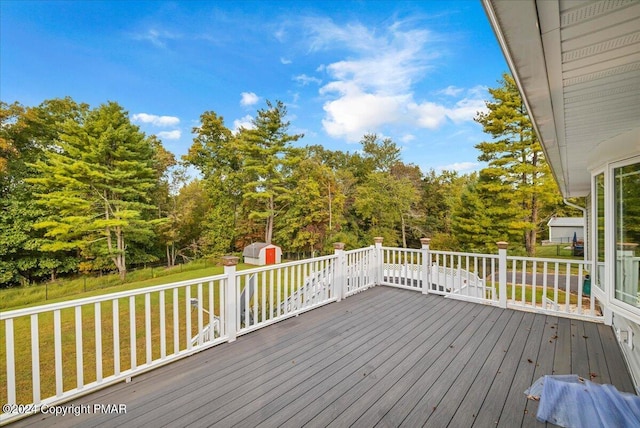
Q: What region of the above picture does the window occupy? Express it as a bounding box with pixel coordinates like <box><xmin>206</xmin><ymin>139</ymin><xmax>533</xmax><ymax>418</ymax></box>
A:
<box><xmin>614</xmin><ymin>161</ymin><xmax>640</xmax><ymax>308</ymax></box>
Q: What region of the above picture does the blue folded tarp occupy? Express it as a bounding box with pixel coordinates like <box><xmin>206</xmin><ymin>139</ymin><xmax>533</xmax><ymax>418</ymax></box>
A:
<box><xmin>525</xmin><ymin>375</ymin><xmax>640</xmax><ymax>427</ymax></box>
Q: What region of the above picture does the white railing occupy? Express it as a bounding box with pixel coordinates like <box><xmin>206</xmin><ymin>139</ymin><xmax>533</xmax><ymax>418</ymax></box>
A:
<box><xmin>378</xmin><ymin>241</ymin><xmax>600</xmax><ymax>320</ymax></box>
<box><xmin>380</xmin><ymin>247</ymin><xmax>424</xmax><ymax>291</ymax></box>
<box><xmin>505</xmin><ymin>256</ymin><xmax>597</xmax><ymax>318</ymax></box>
<box><xmin>1</xmin><ymin>239</ymin><xmax>604</xmax><ymax>424</ymax></box>
<box><xmin>234</xmin><ymin>255</ymin><xmax>338</xmax><ymax>335</ymax></box>
<box><xmin>429</xmin><ymin>250</ymin><xmax>499</xmax><ymax>304</ymax></box>
<box><xmin>1</xmin><ymin>274</ymin><xmax>228</xmax><ymax>424</ymax></box>
<box><xmin>344</xmin><ymin>247</ymin><xmax>377</xmax><ymax>296</ymax></box>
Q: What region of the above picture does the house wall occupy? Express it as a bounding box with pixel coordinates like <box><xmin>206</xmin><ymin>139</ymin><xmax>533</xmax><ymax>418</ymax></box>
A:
<box><xmin>613</xmin><ymin>314</ymin><xmax>640</xmax><ymax>393</ymax></box>
<box><xmin>588</xmin><ymin>130</ymin><xmax>640</xmax><ymax>394</ymax></box>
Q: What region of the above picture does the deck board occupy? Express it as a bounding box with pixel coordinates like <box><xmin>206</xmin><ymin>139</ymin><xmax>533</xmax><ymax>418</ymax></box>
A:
<box><xmin>11</xmin><ymin>286</ymin><xmax>635</xmax><ymax>428</ymax></box>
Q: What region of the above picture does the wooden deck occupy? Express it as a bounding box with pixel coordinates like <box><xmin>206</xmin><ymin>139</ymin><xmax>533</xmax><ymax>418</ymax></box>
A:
<box><xmin>12</xmin><ymin>286</ymin><xmax>634</xmax><ymax>427</ymax></box>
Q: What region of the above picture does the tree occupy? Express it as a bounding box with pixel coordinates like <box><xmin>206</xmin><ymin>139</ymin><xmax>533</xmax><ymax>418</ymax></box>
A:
<box><xmin>276</xmin><ymin>157</ymin><xmax>345</xmax><ymax>254</ymax></box>
<box><xmin>0</xmin><ymin>98</ymin><xmax>88</xmax><ymax>285</ymax></box>
<box><xmin>474</xmin><ymin>74</ymin><xmax>561</xmax><ymax>255</ymax></box>
<box><xmin>29</xmin><ymin>102</ymin><xmax>160</xmax><ymax>280</ymax></box>
<box><xmin>184</xmin><ymin>111</ymin><xmax>242</xmax><ymax>256</ymax></box>
<box><xmin>237</xmin><ymin>100</ymin><xmax>303</xmax><ymax>244</ymax></box>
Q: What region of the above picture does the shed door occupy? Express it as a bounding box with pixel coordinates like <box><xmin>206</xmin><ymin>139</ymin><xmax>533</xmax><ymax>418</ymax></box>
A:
<box><xmin>265</xmin><ymin>247</ymin><xmax>276</xmax><ymax>265</ymax></box>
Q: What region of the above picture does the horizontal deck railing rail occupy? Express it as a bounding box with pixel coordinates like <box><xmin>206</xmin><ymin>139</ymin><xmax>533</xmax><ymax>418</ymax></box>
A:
<box><xmin>1</xmin><ymin>238</ymin><xmax>603</xmax><ymax>424</ymax></box>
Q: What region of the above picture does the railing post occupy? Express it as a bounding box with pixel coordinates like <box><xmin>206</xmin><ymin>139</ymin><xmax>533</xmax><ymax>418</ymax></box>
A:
<box><xmin>374</xmin><ymin>237</ymin><xmax>384</xmax><ymax>285</ymax></box>
<box><xmin>333</xmin><ymin>242</ymin><xmax>346</xmax><ymax>302</ymax></box>
<box><xmin>421</xmin><ymin>238</ymin><xmax>431</xmax><ymax>295</ymax></box>
<box><xmin>222</xmin><ymin>256</ymin><xmax>239</xmax><ymax>343</ymax></box>
<box><xmin>497</xmin><ymin>242</ymin><xmax>508</xmax><ymax>308</ymax></box>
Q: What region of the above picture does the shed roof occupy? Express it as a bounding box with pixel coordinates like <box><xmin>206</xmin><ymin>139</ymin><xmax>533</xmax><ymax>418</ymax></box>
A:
<box><xmin>547</xmin><ymin>217</ymin><xmax>584</xmax><ymax>228</ymax></box>
<box><xmin>242</xmin><ymin>242</ymin><xmax>269</xmax><ymax>257</ymax></box>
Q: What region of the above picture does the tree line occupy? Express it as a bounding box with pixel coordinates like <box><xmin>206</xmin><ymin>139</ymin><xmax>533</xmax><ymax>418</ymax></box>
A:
<box><xmin>0</xmin><ymin>74</ymin><xmax>581</xmax><ymax>287</ymax></box>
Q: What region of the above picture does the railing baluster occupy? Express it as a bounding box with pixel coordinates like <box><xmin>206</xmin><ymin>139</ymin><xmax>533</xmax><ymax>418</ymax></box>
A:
<box><xmin>577</xmin><ymin>264</ymin><xmax>583</xmax><ymax>315</ymax></box>
<box><xmin>113</xmin><ymin>300</ymin><xmax>120</xmax><ymax>376</ymax></box>
<box><xmin>145</xmin><ymin>293</ymin><xmax>152</xmax><ymax>363</ymax></box>
<box><xmin>542</xmin><ymin>263</ymin><xmax>548</xmax><ymax>310</ymax></box>
<box><xmin>261</xmin><ymin>271</ymin><xmax>266</xmax><ymax>321</ymax></box>
<box><xmin>5</xmin><ymin>318</ymin><xmax>16</xmax><ymax>405</ymax></box>
<box><xmin>173</xmin><ymin>288</ymin><xmax>179</xmax><ymax>354</ymax></box>
<box><xmin>95</xmin><ymin>302</ymin><xmax>102</xmax><ymax>383</ymax></box>
<box><xmin>532</xmin><ymin>261</ymin><xmax>537</xmax><ymax>309</ymax></box>
<box><xmin>276</xmin><ymin>268</ymin><xmax>282</xmax><ymax>316</ymax></box>
<box><xmin>521</xmin><ymin>260</ymin><xmax>527</xmax><ymax>306</ymax></box>
<box><xmin>220</xmin><ymin>278</ymin><xmax>226</xmax><ymax>336</ymax></box>
<box><xmin>54</xmin><ymin>310</ymin><xmax>62</xmax><ymax>396</ymax></box>
<box><xmin>269</xmin><ymin>270</ymin><xmax>274</xmax><ymax>321</ymax></box>
<box><xmin>196</xmin><ymin>284</ymin><xmax>203</xmax><ymax>346</ymax></box>
<box><xmin>75</xmin><ymin>306</ymin><xmax>83</xmax><ymax>389</ymax></box>
<box><xmin>160</xmin><ymin>291</ymin><xmax>166</xmax><ymax>357</ymax></box>
<box><xmin>208</xmin><ymin>281</ymin><xmax>214</xmax><ymax>340</ymax></box>
<box><xmin>565</xmin><ymin>262</ymin><xmax>571</xmax><ymax>313</ymax></box>
<box><xmin>185</xmin><ymin>287</ymin><xmax>192</xmax><ymax>350</ymax></box>
<box><xmin>30</xmin><ymin>314</ymin><xmax>40</xmax><ymax>403</ymax></box>
<box><xmin>553</xmin><ymin>262</ymin><xmax>560</xmax><ymax>309</ymax></box>
<box><xmin>284</xmin><ymin>267</ymin><xmax>289</xmax><ymax>315</ymax></box>
<box><xmin>129</xmin><ymin>296</ymin><xmax>136</xmax><ymax>370</ymax></box>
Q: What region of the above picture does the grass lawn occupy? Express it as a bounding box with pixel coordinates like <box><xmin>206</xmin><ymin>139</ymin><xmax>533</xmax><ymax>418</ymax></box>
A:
<box><xmin>535</xmin><ymin>243</ymin><xmax>580</xmax><ymax>259</ymax></box>
<box><xmin>0</xmin><ymin>260</ymin><xmax>244</xmax><ymax>311</ymax></box>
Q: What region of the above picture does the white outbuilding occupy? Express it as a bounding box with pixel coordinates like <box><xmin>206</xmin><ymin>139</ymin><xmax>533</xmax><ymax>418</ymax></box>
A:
<box><xmin>242</xmin><ymin>243</ymin><xmax>282</xmax><ymax>266</ymax></box>
<box><xmin>547</xmin><ymin>217</ymin><xmax>584</xmax><ymax>244</ymax></box>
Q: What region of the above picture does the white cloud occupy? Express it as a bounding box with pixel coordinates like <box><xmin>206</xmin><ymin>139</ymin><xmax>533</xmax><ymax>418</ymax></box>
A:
<box><xmin>132</xmin><ymin>113</ymin><xmax>180</xmax><ymax>127</ymax></box>
<box><xmin>294</xmin><ymin>74</ymin><xmax>322</xmax><ymax>86</ymax></box>
<box><xmin>301</xmin><ymin>19</ymin><xmax>487</xmax><ymax>141</ymax></box>
<box><xmin>132</xmin><ymin>29</ymin><xmax>181</xmax><ymax>48</ymax></box>
<box><xmin>240</xmin><ymin>92</ymin><xmax>259</xmax><ymax>107</ymax></box>
<box><xmin>400</xmin><ymin>134</ymin><xmax>416</xmax><ymax>143</ymax></box>
<box><xmin>437</xmin><ymin>162</ymin><xmax>480</xmax><ymax>173</ymax></box>
<box><xmin>156</xmin><ymin>130</ymin><xmax>181</xmax><ymax>140</ymax></box>
<box><xmin>438</xmin><ymin>85</ymin><xmax>464</xmax><ymax>97</ymax></box>
<box><xmin>445</xmin><ymin>97</ymin><xmax>487</xmax><ymax>123</ymax></box>
<box><xmin>233</xmin><ymin>115</ymin><xmax>255</xmax><ymax>133</ymax></box>
<box><xmin>280</xmin><ymin>57</ymin><xmax>292</xmax><ymax>65</ymax></box>
<box><xmin>408</xmin><ymin>101</ymin><xmax>449</xmax><ymax>129</ymax></box>
<box><xmin>321</xmin><ymin>83</ymin><xmax>411</xmax><ymax>141</ymax></box>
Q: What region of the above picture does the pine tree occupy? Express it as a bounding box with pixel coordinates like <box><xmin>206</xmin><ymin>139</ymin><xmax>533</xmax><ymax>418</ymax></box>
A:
<box><xmin>474</xmin><ymin>74</ymin><xmax>561</xmax><ymax>255</ymax></box>
<box><xmin>238</xmin><ymin>100</ymin><xmax>303</xmax><ymax>244</ymax></box>
<box><xmin>29</xmin><ymin>102</ymin><xmax>159</xmax><ymax>280</ymax></box>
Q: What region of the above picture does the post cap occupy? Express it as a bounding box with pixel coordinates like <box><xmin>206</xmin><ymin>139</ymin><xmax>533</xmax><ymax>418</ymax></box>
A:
<box><xmin>420</xmin><ymin>238</ymin><xmax>431</xmax><ymax>245</ymax></box>
<box><xmin>221</xmin><ymin>256</ymin><xmax>240</xmax><ymax>266</ymax></box>
<box><xmin>374</xmin><ymin>237</ymin><xmax>384</xmax><ymax>244</ymax></box>
<box><xmin>496</xmin><ymin>241</ymin><xmax>509</xmax><ymax>250</ymax></box>
<box><xmin>333</xmin><ymin>242</ymin><xmax>345</xmax><ymax>250</ymax></box>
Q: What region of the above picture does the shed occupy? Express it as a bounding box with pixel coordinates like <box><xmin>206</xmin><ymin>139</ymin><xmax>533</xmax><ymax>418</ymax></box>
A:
<box><xmin>547</xmin><ymin>217</ymin><xmax>584</xmax><ymax>244</ymax></box>
<box><xmin>242</xmin><ymin>242</ymin><xmax>282</xmax><ymax>266</ymax></box>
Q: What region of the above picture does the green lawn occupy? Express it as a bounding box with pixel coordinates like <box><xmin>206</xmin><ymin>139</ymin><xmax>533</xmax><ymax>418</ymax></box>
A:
<box><xmin>0</xmin><ymin>259</ymin><xmax>245</xmax><ymax>311</ymax></box>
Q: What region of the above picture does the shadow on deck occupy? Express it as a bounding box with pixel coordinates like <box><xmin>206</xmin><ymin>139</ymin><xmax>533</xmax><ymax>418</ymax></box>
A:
<box><xmin>12</xmin><ymin>286</ymin><xmax>634</xmax><ymax>427</ymax></box>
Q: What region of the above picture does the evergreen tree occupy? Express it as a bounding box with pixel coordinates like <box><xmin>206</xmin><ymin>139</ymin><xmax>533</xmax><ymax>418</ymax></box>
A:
<box><xmin>29</xmin><ymin>102</ymin><xmax>159</xmax><ymax>280</ymax></box>
<box><xmin>237</xmin><ymin>100</ymin><xmax>303</xmax><ymax>244</ymax></box>
<box><xmin>474</xmin><ymin>74</ymin><xmax>561</xmax><ymax>255</ymax></box>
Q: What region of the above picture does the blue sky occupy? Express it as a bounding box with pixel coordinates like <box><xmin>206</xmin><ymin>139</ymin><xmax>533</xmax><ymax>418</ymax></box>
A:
<box><xmin>1</xmin><ymin>0</ymin><xmax>508</xmax><ymax>174</ymax></box>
